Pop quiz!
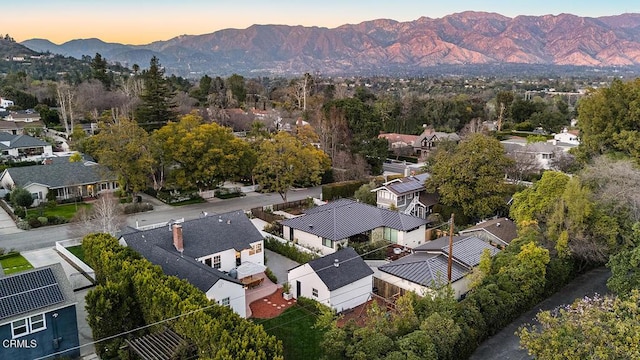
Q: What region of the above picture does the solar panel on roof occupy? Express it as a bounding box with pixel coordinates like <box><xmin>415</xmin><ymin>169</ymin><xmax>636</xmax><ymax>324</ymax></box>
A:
<box><xmin>0</xmin><ymin>268</ymin><xmax>65</xmax><ymax>320</ymax></box>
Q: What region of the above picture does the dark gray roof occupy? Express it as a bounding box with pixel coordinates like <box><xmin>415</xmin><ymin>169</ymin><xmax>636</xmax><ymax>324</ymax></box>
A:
<box><xmin>0</xmin><ymin>133</ymin><xmax>49</xmax><ymax>149</ymax></box>
<box><xmin>460</xmin><ymin>217</ymin><xmax>518</xmax><ymax>244</ymax></box>
<box><xmin>121</xmin><ymin>210</ymin><xmax>263</xmax><ymax>259</ymax></box>
<box><xmin>282</xmin><ymin>199</ymin><xmax>430</xmax><ymax>241</ymax></box>
<box><xmin>379</xmin><ymin>252</ymin><xmax>467</xmax><ymax>287</ymax></box>
<box><xmin>2</xmin><ymin>160</ymin><xmax>115</xmax><ymax>188</ymax></box>
<box><xmin>386</xmin><ymin>174</ymin><xmax>429</xmax><ymax>195</ymax></box>
<box><xmin>305</xmin><ymin>247</ymin><xmax>373</xmax><ymax>291</ymax></box>
<box><xmin>0</xmin><ymin>264</ymin><xmax>76</xmax><ymax>322</ymax></box>
<box><xmin>147</xmin><ymin>246</ymin><xmax>242</xmax><ymax>291</ymax></box>
<box><xmin>414</xmin><ymin>235</ymin><xmax>501</xmax><ymax>267</ymax></box>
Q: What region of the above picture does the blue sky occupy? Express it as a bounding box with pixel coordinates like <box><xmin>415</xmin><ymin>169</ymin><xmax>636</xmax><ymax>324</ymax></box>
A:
<box><xmin>4</xmin><ymin>1</ymin><xmax>638</xmax><ymax>44</ymax></box>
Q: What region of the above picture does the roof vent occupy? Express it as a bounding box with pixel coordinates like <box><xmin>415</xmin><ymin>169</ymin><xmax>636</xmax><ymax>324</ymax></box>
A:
<box><xmin>496</xmin><ymin>222</ymin><xmax>501</xmax><ymax>227</ymax></box>
<box><xmin>218</xmin><ymin>217</ymin><xmax>223</xmax><ymax>222</ymax></box>
<box><xmin>309</xmin><ymin>224</ymin><xmax>313</xmax><ymax>228</ymax></box>
<box><xmin>227</xmin><ymin>219</ymin><xmax>231</xmax><ymax>225</ymax></box>
<box><xmin>334</xmin><ymin>259</ymin><xmax>339</xmax><ymax>267</ymax></box>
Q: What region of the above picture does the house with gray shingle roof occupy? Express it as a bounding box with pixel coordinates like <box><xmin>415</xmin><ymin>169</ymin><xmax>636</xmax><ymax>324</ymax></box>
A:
<box><xmin>281</xmin><ymin>198</ymin><xmax>431</xmax><ymax>255</ymax></box>
<box><xmin>0</xmin><ymin>156</ymin><xmax>118</xmax><ymax>205</ymax></box>
<box><xmin>372</xmin><ymin>172</ymin><xmax>439</xmax><ymax>219</ymax></box>
<box><xmin>0</xmin><ymin>264</ymin><xmax>80</xmax><ymax>360</ymax></box>
<box><xmin>119</xmin><ymin>211</ymin><xmax>265</xmax><ymax>318</ymax></box>
<box><xmin>0</xmin><ymin>133</ymin><xmax>52</xmax><ymax>160</ymax></box>
<box><xmin>376</xmin><ymin>235</ymin><xmax>501</xmax><ymax>299</ymax></box>
<box><xmin>459</xmin><ymin>217</ymin><xmax>518</xmax><ymax>247</ymax></box>
<box><xmin>288</xmin><ymin>247</ymin><xmax>373</xmax><ymax>312</ymax></box>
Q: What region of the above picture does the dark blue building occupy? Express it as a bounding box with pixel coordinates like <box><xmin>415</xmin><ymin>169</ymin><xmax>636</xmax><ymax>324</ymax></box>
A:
<box><xmin>0</xmin><ymin>263</ymin><xmax>80</xmax><ymax>360</ymax></box>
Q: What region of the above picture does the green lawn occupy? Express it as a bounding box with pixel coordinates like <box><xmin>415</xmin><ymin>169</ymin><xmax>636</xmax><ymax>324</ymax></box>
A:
<box><xmin>257</xmin><ymin>306</ymin><xmax>323</xmax><ymax>360</ymax></box>
<box><xmin>0</xmin><ymin>254</ymin><xmax>34</xmax><ymax>274</ymax></box>
<box><xmin>29</xmin><ymin>203</ymin><xmax>92</xmax><ymax>220</ymax></box>
<box><xmin>66</xmin><ymin>245</ymin><xmax>86</xmax><ymax>263</ymax></box>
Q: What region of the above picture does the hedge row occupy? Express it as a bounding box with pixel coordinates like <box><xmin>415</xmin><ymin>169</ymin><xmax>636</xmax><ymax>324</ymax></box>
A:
<box><xmin>321</xmin><ymin>180</ymin><xmax>367</xmax><ymax>201</ymax></box>
<box><xmin>264</xmin><ymin>236</ymin><xmax>319</xmax><ymax>264</ymax></box>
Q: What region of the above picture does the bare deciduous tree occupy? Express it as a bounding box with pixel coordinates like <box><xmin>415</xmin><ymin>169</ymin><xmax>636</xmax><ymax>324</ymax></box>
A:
<box><xmin>69</xmin><ymin>193</ymin><xmax>125</xmax><ymax>238</ymax></box>
<box><xmin>56</xmin><ymin>82</ymin><xmax>76</xmax><ymax>136</ymax></box>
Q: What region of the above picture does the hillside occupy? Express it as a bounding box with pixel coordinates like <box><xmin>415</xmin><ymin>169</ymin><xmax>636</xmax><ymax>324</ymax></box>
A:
<box><xmin>20</xmin><ymin>12</ymin><xmax>640</xmax><ymax>77</ymax></box>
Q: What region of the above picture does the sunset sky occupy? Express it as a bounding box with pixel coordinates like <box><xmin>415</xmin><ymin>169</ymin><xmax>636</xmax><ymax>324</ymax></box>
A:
<box><xmin>4</xmin><ymin>0</ymin><xmax>638</xmax><ymax>45</ymax></box>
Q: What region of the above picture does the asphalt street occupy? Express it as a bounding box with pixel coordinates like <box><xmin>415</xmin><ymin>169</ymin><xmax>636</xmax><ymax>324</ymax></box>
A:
<box><xmin>0</xmin><ymin>186</ymin><xmax>322</xmax><ymax>252</ymax></box>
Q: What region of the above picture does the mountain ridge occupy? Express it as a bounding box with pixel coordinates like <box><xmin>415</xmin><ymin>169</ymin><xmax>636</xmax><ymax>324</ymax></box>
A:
<box><xmin>20</xmin><ymin>11</ymin><xmax>640</xmax><ymax>77</ymax></box>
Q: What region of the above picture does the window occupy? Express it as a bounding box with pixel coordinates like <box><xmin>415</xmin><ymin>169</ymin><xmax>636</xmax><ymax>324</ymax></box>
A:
<box><xmin>213</xmin><ymin>255</ymin><xmax>221</xmax><ymax>269</ymax></box>
<box><xmin>322</xmin><ymin>238</ymin><xmax>333</xmax><ymax>248</ymax></box>
<box><xmin>11</xmin><ymin>314</ymin><xmax>46</xmax><ymax>338</ymax></box>
<box><xmin>312</xmin><ymin>288</ymin><xmax>318</xmax><ymax>297</ymax></box>
<box><xmin>220</xmin><ymin>297</ymin><xmax>230</xmax><ymax>307</ymax></box>
<box><xmin>384</xmin><ymin>228</ymin><xmax>398</xmax><ymax>243</ymax></box>
<box><xmin>249</xmin><ymin>243</ymin><xmax>262</xmax><ymax>255</ymax></box>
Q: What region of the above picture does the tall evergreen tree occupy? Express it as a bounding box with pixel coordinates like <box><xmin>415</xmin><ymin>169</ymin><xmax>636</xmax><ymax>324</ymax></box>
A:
<box><xmin>134</xmin><ymin>56</ymin><xmax>176</xmax><ymax>130</ymax></box>
<box><xmin>90</xmin><ymin>53</ymin><xmax>111</xmax><ymax>89</ymax></box>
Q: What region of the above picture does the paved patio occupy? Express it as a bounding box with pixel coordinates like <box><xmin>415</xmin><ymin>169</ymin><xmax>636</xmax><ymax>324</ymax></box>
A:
<box><xmin>245</xmin><ymin>272</ymin><xmax>279</xmax><ymax>318</ymax></box>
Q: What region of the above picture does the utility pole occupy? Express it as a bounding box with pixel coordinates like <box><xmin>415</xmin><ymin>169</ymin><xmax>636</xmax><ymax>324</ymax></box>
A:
<box><xmin>447</xmin><ymin>213</ymin><xmax>455</xmax><ymax>283</ymax></box>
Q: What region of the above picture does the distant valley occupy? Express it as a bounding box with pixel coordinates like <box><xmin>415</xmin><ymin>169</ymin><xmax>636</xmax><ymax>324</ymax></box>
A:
<box><xmin>20</xmin><ymin>11</ymin><xmax>640</xmax><ymax>77</ymax></box>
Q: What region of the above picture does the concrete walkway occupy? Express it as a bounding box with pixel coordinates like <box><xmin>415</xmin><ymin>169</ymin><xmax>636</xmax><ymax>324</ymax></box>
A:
<box><xmin>21</xmin><ymin>247</ymin><xmax>93</xmax><ymax>289</ymax></box>
<box><xmin>0</xmin><ymin>201</ymin><xmax>21</xmax><ymax>236</ymax></box>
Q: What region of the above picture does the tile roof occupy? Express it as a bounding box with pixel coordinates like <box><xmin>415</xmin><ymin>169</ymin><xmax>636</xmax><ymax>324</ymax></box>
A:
<box><xmin>121</xmin><ymin>210</ymin><xmax>263</xmax><ymax>259</ymax></box>
<box><xmin>305</xmin><ymin>247</ymin><xmax>373</xmax><ymax>291</ymax></box>
<box><xmin>378</xmin><ymin>252</ymin><xmax>467</xmax><ymax>287</ymax></box>
<box><xmin>0</xmin><ymin>264</ymin><xmax>76</xmax><ymax>323</ymax></box>
<box><xmin>414</xmin><ymin>235</ymin><xmax>501</xmax><ymax>267</ymax></box>
<box><xmin>282</xmin><ymin>199</ymin><xmax>430</xmax><ymax>241</ymax></box>
<box><xmin>2</xmin><ymin>161</ymin><xmax>115</xmax><ymax>188</ymax></box>
<box><xmin>460</xmin><ymin>217</ymin><xmax>518</xmax><ymax>245</ymax></box>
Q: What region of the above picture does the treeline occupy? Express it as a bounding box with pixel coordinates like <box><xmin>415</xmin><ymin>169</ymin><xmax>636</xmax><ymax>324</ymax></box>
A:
<box><xmin>82</xmin><ymin>233</ymin><xmax>283</xmax><ymax>360</ymax></box>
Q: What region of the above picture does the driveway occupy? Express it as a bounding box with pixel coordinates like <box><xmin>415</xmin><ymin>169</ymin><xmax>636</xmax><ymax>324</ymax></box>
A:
<box><xmin>0</xmin><ymin>201</ymin><xmax>20</xmax><ymax>236</ymax></box>
<box><xmin>265</xmin><ymin>249</ymin><xmax>300</xmax><ymax>285</ymax></box>
<box><xmin>469</xmin><ymin>266</ymin><xmax>611</xmax><ymax>360</ymax></box>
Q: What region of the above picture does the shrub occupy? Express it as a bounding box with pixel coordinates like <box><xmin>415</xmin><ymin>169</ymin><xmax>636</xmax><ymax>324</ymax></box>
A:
<box><xmin>263</xmin><ymin>221</ymin><xmax>283</xmax><ymax>237</ymax></box>
<box><xmin>264</xmin><ymin>236</ymin><xmax>318</xmax><ymax>263</ymax></box>
<box><xmin>123</xmin><ymin>203</ymin><xmax>154</xmax><ymax>214</ymax></box>
<box><xmin>265</xmin><ymin>267</ymin><xmax>278</xmax><ymax>284</ymax></box>
<box><xmin>37</xmin><ymin>216</ymin><xmax>48</xmax><ymax>225</ymax></box>
<box><xmin>351</xmin><ymin>240</ymin><xmax>389</xmax><ymax>260</ymax></box>
<box><xmin>47</xmin><ymin>215</ymin><xmax>68</xmax><ymax>225</ymax></box>
<box><xmin>296</xmin><ymin>296</ymin><xmax>331</xmax><ymax>315</ymax></box>
<box><xmin>322</xmin><ymin>180</ymin><xmax>366</xmax><ymax>201</ymax></box>
<box><xmin>16</xmin><ymin>220</ymin><xmax>31</xmax><ymax>230</ymax></box>
<box><xmin>13</xmin><ymin>206</ymin><xmax>26</xmax><ymax>219</ymax></box>
<box><xmin>28</xmin><ymin>217</ymin><xmax>42</xmax><ymax>228</ymax></box>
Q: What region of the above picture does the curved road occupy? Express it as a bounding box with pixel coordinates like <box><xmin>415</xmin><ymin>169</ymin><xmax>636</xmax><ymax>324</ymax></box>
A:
<box><xmin>470</xmin><ymin>266</ymin><xmax>611</xmax><ymax>360</ymax></box>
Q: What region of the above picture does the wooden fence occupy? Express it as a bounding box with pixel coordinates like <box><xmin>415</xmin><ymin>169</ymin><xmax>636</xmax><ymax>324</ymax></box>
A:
<box><xmin>373</xmin><ymin>277</ymin><xmax>407</xmax><ymax>300</ymax></box>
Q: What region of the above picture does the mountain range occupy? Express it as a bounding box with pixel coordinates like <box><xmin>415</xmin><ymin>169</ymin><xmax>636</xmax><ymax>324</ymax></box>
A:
<box><xmin>20</xmin><ymin>11</ymin><xmax>640</xmax><ymax>77</ymax></box>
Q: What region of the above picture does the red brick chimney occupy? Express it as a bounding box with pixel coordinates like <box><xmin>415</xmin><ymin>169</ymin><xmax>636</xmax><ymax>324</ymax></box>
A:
<box><xmin>172</xmin><ymin>224</ymin><xmax>184</xmax><ymax>252</ymax></box>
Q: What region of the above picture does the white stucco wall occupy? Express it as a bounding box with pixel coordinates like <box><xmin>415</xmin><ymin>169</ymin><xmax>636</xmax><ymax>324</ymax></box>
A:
<box><xmin>25</xmin><ymin>183</ymin><xmax>48</xmax><ymax>206</ymax></box>
<box><xmin>329</xmin><ymin>275</ymin><xmax>372</xmax><ymax>312</ymax></box>
<box><xmin>288</xmin><ymin>264</ymin><xmax>330</xmax><ymax>306</ymax></box>
<box><xmin>375</xmin><ymin>271</ymin><xmax>471</xmax><ymax>300</ymax></box>
<box><xmin>205</xmin><ymin>279</ymin><xmax>247</xmax><ymax>318</ymax></box>
<box><xmin>239</xmin><ymin>239</ymin><xmax>265</xmax><ymax>266</ymax></box>
<box><xmin>197</xmin><ymin>248</ymin><xmax>236</xmax><ymax>272</ymax></box>
<box><xmin>291</xmin><ymin>228</ymin><xmax>335</xmax><ymax>255</ymax></box>
<box><xmin>397</xmin><ymin>225</ymin><xmax>427</xmax><ymax>248</ymax></box>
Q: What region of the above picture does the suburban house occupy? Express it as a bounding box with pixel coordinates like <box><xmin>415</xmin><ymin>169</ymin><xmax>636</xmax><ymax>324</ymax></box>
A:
<box><xmin>372</xmin><ymin>172</ymin><xmax>439</xmax><ymax>219</ymax></box>
<box><xmin>0</xmin><ymin>133</ymin><xmax>53</xmax><ymax>160</ymax></box>
<box><xmin>552</xmin><ymin>128</ymin><xmax>580</xmax><ymax>146</ymax></box>
<box><xmin>501</xmin><ymin>137</ymin><xmax>565</xmax><ymax>170</ymax></box>
<box><xmin>119</xmin><ymin>210</ymin><xmax>267</xmax><ymax>318</ymax></box>
<box><xmin>375</xmin><ymin>235</ymin><xmax>501</xmax><ymax>299</ymax></box>
<box><xmin>378</xmin><ymin>128</ymin><xmax>460</xmax><ymax>159</ymax></box>
<box><xmin>0</xmin><ymin>97</ymin><xmax>14</xmax><ymax>108</ymax></box>
<box><xmin>3</xmin><ymin>110</ymin><xmax>42</xmax><ymax>123</ymax></box>
<box><xmin>281</xmin><ymin>198</ymin><xmax>431</xmax><ymax>255</ymax></box>
<box><xmin>459</xmin><ymin>217</ymin><xmax>518</xmax><ymax>247</ymax></box>
<box><xmin>288</xmin><ymin>247</ymin><xmax>373</xmax><ymax>312</ymax></box>
<box><xmin>0</xmin><ymin>155</ymin><xmax>118</xmax><ymax>205</ymax></box>
<box><xmin>0</xmin><ymin>264</ymin><xmax>80</xmax><ymax>360</ymax></box>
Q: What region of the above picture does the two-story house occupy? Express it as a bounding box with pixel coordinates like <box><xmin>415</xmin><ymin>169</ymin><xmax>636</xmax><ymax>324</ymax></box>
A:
<box><xmin>372</xmin><ymin>172</ymin><xmax>439</xmax><ymax>219</ymax></box>
<box><xmin>119</xmin><ymin>211</ymin><xmax>266</xmax><ymax>318</ymax></box>
<box><xmin>0</xmin><ymin>264</ymin><xmax>80</xmax><ymax>360</ymax></box>
<box><xmin>281</xmin><ymin>199</ymin><xmax>431</xmax><ymax>255</ymax></box>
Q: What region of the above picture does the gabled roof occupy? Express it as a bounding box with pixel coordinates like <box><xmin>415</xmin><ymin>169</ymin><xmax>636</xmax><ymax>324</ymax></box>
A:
<box><xmin>281</xmin><ymin>199</ymin><xmax>430</xmax><ymax>241</ymax></box>
<box><xmin>0</xmin><ymin>264</ymin><xmax>76</xmax><ymax>323</ymax></box>
<box><xmin>1</xmin><ymin>160</ymin><xmax>115</xmax><ymax>188</ymax></box>
<box><xmin>378</xmin><ymin>133</ymin><xmax>419</xmax><ymax>145</ymax></box>
<box><xmin>146</xmin><ymin>245</ymin><xmax>242</xmax><ymax>292</ymax></box>
<box><xmin>414</xmin><ymin>235</ymin><xmax>501</xmax><ymax>267</ymax></box>
<box><xmin>305</xmin><ymin>247</ymin><xmax>373</xmax><ymax>291</ymax></box>
<box><xmin>0</xmin><ymin>133</ymin><xmax>51</xmax><ymax>149</ymax></box>
<box><xmin>459</xmin><ymin>217</ymin><xmax>518</xmax><ymax>245</ymax></box>
<box><xmin>382</xmin><ymin>173</ymin><xmax>429</xmax><ymax>195</ymax></box>
<box><xmin>378</xmin><ymin>252</ymin><xmax>467</xmax><ymax>287</ymax></box>
<box><xmin>121</xmin><ymin>210</ymin><xmax>263</xmax><ymax>259</ymax></box>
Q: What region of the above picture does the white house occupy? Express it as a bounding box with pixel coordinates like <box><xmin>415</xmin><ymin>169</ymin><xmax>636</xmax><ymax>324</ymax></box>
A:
<box><xmin>120</xmin><ymin>210</ymin><xmax>266</xmax><ymax>318</ymax></box>
<box><xmin>0</xmin><ymin>97</ymin><xmax>14</xmax><ymax>108</ymax></box>
<box><xmin>0</xmin><ymin>155</ymin><xmax>118</xmax><ymax>206</ymax></box>
<box><xmin>501</xmin><ymin>137</ymin><xmax>565</xmax><ymax>170</ymax></box>
<box><xmin>288</xmin><ymin>247</ymin><xmax>373</xmax><ymax>312</ymax></box>
<box><xmin>372</xmin><ymin>172</ymin><xmax>439</xmax><ymax>219</ymax></box>
<box><xmin>281</xmin><ymin>199</ymin><xmax>431</xmax><ymax>255</ymax></box>
<box><xmin>552</xmin><ymin>128</ymin><xmax>580</xmax><ymax>146</ymax></box>
<box><xmin>376</xmin><ymin>235</ymin><xmax>501</xmax><ymax>299</ymax></box>
<box><xmin>0</xmin><ymin>133</ymin><xmax>53</xmax><ymax>161</ymax></box>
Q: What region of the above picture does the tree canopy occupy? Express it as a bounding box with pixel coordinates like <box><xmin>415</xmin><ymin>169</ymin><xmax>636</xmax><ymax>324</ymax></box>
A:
<box><xmin>134</xmin><ymin>56</ymin><xmax>176</xmax><ymax>129</ymax></box>
<box><xmin>425</xmin><ymin>133</ymin><xmax>514</xmax><ymax>220</ymax></box>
